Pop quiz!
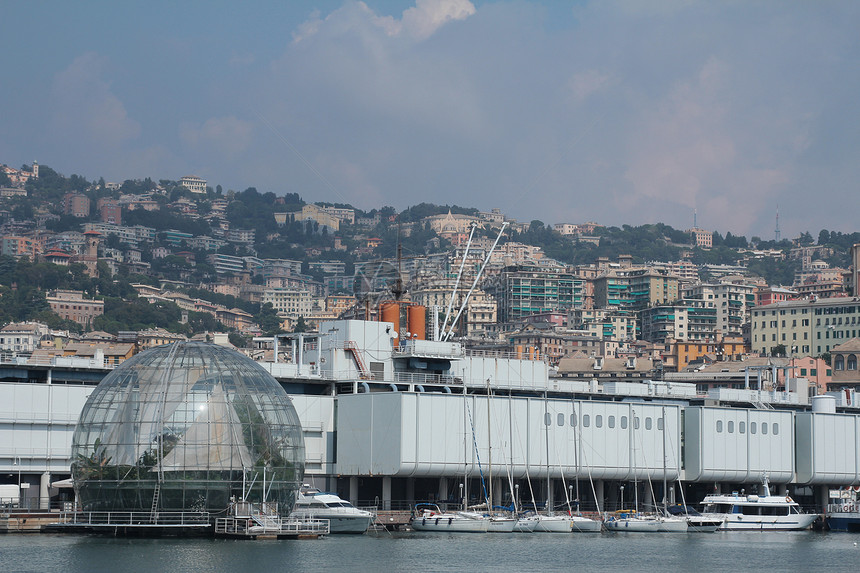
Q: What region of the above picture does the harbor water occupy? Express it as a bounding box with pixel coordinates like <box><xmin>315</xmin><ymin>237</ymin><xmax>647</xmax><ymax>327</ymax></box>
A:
<box><xmin>2</xmin><ymin>531</ymin><xmax>859</xmax><ymax>573</ymax></box>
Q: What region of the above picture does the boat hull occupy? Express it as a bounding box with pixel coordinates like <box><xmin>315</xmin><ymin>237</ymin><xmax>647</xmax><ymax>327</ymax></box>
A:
<box><xmin>411</xmin><ymin>514</ymin><xmax>489</xmax><ymax>533</ymax></box>
<box><xmin>570</xmin><ymin>517</ymin><xmax>603</xmax><ymax>532</ymax></box>
<box><xmin>605</xmin><ymin>517</ymin><xmax>688</xmax><ymax>533</ymax></box>
<box><xmin>533</xmin><ymin>515</ymin><xmax>602</xmax><ymax>533</ymax></box>
<box><xmin>686</xmin><ymin>517</ymin><xmax>724</xmax><ymax>532</ymax></box>
<box><xmin>514</xmin><ymin>517</ymin><xmax>538</xmax><ymax>532</ymax></box>
<box><xmin>826</xmin><ymin>512</ymin><xmax>860</xmax><ymax>532</ymax></box>
<box><xmin>290</xmin><ymin>511</ymin><xmax>374</xmax><ymax>533</ymax></box>
<box><xmin>703</xmin><ymin>513</ymin><xmax>818</xmax><ymax>531</ymax></box>
<box><xmin>487</xmin><ymin>518</ymin><xmax>517</xmax><ymax>533</ymax></box>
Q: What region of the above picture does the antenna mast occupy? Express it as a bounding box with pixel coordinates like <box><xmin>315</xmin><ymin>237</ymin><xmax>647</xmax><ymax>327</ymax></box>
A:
<box><xmin>774</xmin><ymin>205</ymin><xmax>781</xmax><ymax>242</ymax></box>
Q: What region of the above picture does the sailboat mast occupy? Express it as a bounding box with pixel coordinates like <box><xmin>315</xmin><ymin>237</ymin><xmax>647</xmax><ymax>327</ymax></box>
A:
<box><xmin>487</xmin><ymin>378</ymin><xmax>493</xmax><ymax>512</ymax></box>
<box><xmin>463</xmin><ymin>385</ymin><xmax>469</xmax><ymax>510</ymax></box>
<box><xmin>662</xmin><ymin>406</ymin><xmax>668</xmax><ymax>513</ymax></box>
<box><xmin>573</xmin><ymin>402</ymin><xmax>580</xmax><ymax>508</ymax></box>
<box><xmin>632</xmin><ymin>408</ymin><xmax>638</xmax><ymax>512</ymax></box>
<box><xmin>508</xmin><ymin>390</ymin><xmax>517</xmax><ymax>514</ymax></box>
<box><xmin>544</xmin><ymin>390</ymin><xmax>551</xmax><ymax>514</ymax></box>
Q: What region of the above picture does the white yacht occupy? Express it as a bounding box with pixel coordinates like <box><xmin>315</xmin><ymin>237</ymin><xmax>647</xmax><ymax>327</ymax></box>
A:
<box><xmin>666</xmin><ymin>505</ymin><xmax>724</xmax><ymax>532</ymax></box>
<box><xmin>531</xmin><ymin>513</ymin><xmax>602</xmax><ymax>533</ymax></box>
<box><xmin>604</xmin><ymin>510</ymin><xmax>688</xmax><ymax>533</ymax></box>
<box><xmin>290</xmin><ymin>485</ymin><xmax>375</xmax><ymax>533</ymax></box>
<box><xmin>411</xmin><ymin>504</ymin><xmax>516</xmax><ymax>533</ymax></box>
<box><xmin>699</xmin><ymin>477</ymin><xmax>818</xmax><ymax>531</ymax></box>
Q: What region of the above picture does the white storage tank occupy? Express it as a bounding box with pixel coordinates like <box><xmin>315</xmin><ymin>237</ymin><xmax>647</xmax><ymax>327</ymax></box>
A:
<box><xmin>811</xmin><ymin>395</ymin><xmax>837</xmax><ymax>413</ymax></box>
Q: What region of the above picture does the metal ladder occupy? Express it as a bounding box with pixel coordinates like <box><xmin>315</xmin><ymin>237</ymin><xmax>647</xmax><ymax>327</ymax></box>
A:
<box><xmin>149</xmin><ymin>482</ymin><xmax>161</xmax><ymax>523</ymax></box>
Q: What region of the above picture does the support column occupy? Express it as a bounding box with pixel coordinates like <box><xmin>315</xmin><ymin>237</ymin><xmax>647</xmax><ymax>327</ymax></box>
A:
<box><xmin>546</xmin><ymin>479</ymin><xmax>555</xmax><ymax>512</ymax></box>
<box><xmin>406</xmin><ymin>478</ymin><xmax>415</xmax><ymax>504</ymax></box>
<box><xmin>595</xmin><ymin>480</ymin><xmax>605</xmax><ymax>513</ymax></box>
<box><xmin>40</xmin><ymin>472</ymin><xmax>51</xmax><ymax>510</ymax></box>
<box><xmin>382</xmin><ymin>477</ymin><xmax>392</xmax><ymax>511</ymax></box>
<box><xmin>349</xmin><ymin>476</ymin><xmax>359</xmax><ymax>505</ymax></box>
<box><xmin>643</xmin><ymin>483</ymin><xmax>653</xmax><ymax>509</ymax></box>
<box><xmin>493</xmin><ymin>477</ymin><xmax>503</xmax><ymax>507</ymax></box>
<box><xmin>778</xmin><ymin>483</ymin><xmax>788</xmax><ymax>496</ymax></box>
<box><xmin>438</xmin><ymin>477</ymin><xmax>448</xmax><ymax>503</ymax></box>
<box><xmin>817</xmin><ymin>485</ymin><xmax>829</xmax><ymax>512</ymax></box>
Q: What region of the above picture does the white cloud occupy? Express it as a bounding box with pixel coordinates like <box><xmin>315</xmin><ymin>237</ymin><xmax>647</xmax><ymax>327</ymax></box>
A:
<box><xmin>180</xmin><ymin>116</ymin><xmax>253</xmax><ymax>159</ymax></box>
<box><xmin>292</xmin><ymin>1</ymin><xmax>476</xmax><ymax>43</ymax></box>
<box><xmin>50</xmin><ymin>52</ymin><xmax>140</xmax><ymax>146</ymax></box>
<box><xmin>567</xmin><ymin>70</ymin><xmax>612</xmax><ymax>103</ymax></box>
<box><xmin>400</xmin><ymin>0</ymin><xmax>477</xmax><ymax>40</ymax></box>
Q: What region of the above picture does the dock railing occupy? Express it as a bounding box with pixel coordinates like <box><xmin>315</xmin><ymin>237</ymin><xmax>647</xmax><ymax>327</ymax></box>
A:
<box><xmin>214</xmin><ymin>516</ymin><xmax>329</xmax><ymax>535</ymax></box>
<box><xmin>61</xmin><ymin>510</ymin><xmax>211</xmax><ymax>527</ymax></box>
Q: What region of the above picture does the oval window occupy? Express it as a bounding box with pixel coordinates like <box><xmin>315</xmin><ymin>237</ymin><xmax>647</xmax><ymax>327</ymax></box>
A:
<box><xmin>762</xmin><ymin>422</ymin><xmax>768</xmax><ymax>435</ymax></box>
<box><xmin>608</xmin><ymin>415</ymin><xmax>616</xmax><ymax>429</ymax></box>
<box><xmin>739</xmin><ymin>421</ymin><xmax>746</xmax><ymax>434</ymax></box>
<box><xmin>544</xmin><ymin>412</ymin><xmax>552</xmax><ymax>426</ymax></box>
<box><xmin>750</xmin><ymin>422</ymin><xmax>757</xmax><ymax>434</ymax></box>
<box><xmin>621</xmin><ymin>416</ymin><xmax>628</xmax><ymax>429</ymax></box>
<box><xmin>596</xmin><ymin>415</ymin><xmax>603</xmax><ymax>428</ymax></box>
<box><xmin>727</xmin><ymin>421</ymin><xmax>734</xmax><ymax>433</ymax></box>
<box><xmin>583</xmin><ymin>414</ymin><xmax>590</xmax><ymax>428</ymax></box>
<box><xmin>558</xmin><ymin>413</ymin><xmax>565</xmax><ymax>427</ymax></box>
<box><xmin>570</xmin><ymin>414</ymin><xmax>577</xmax><ymax>427</ymax></box>
<box><xmin>716</xmin><ymin>420</ymin><xmax>723</xmax><ymax>433</ymax></box>
<box><xmin>773</xmin><ymin>422</ymin><xmax>779</xmax><ymax>435</ymax></box>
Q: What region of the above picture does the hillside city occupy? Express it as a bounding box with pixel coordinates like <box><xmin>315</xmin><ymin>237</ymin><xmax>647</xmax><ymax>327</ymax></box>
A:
<box><xmin>2</xmin><ymin>160</ymin><xmax>860</xmax><ymax>393</ymax></box>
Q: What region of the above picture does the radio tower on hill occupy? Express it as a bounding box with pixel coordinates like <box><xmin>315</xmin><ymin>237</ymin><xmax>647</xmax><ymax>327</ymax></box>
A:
<box><xmin>774</xmin><ymin>206</ymin><xmax>781</xmax><ymax>242</ymax></box>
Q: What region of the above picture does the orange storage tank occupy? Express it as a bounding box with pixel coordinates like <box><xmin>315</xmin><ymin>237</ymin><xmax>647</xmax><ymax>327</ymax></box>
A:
<box><xmin>380</xmin><ymin>302</ymin><xmax>400</xmax><ymax>340</ymax></box>
<box><xmin>406</xmin><ymin>305</ymin><xmax>426</xmax><ymax>340</ymax></box>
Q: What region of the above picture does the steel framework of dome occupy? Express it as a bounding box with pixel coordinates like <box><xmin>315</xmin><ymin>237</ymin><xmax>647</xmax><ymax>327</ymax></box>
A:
<box><xmin>71</xmin><ymin>342</ymin><xmax>305</xmax><ymax>516</ymax></box>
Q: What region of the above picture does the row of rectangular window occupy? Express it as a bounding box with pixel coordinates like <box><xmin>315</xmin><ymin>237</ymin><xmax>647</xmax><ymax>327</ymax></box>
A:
<box><xmin>544</xmin><ymin>412</ymin><xmax>665</xmax><ymax>431</ymax></box>
<box><xmin>715</xmin><ymin>420</ymin><xmax>779</xmax><ymax>435</ymax></box>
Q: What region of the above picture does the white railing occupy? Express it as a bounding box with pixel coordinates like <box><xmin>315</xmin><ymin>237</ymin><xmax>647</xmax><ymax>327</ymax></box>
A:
<box><xmin>0</xmin><ymin>353</ymin><xmax>112</xmax><ymax>370</ymax></box>
<box><xmin>62</xmin><ymin>510</ymin><xmax>211</xmax><ymax>526</ymax></box>
<box><xmin>214</xmin><ymin>516</ymin><xmax>329</xmax><ymax>535</ymax></box>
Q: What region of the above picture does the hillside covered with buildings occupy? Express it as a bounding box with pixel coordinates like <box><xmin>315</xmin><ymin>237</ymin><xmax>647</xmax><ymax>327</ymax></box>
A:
<box><xmin>2</xmin><ymin>160</ymin><xmax>860</xmax><ymax>391</ymax></box>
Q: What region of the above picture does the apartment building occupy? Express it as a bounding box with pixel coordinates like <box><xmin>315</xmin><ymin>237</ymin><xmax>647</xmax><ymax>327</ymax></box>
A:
<box><xmin>486</xmin><ymin>265</ymin><xmax>585</xmax><ymax>322</ymax></box>
<box><xmin>750</xmin><ymin>297</ymin><xmax>860</xmax><ymax>357</ymax></box>
<box><xmin>569</xmin><ymin>308</ymin><xmax>637</xmax><ymax>341</ymax></box>
<box><xmin>180</xmin><ymin>175</ymin><xmax>207</xmax><ymax>194</ymax></box>
<box><xmin>46</xmin><ymin>290</ymin><xmax>105</xmax><ymax>326</ymax></box>
<box><xmin>638</xmin><ymin>300</ymin><xmax>718</xmax><ymax>343</ymax></box>
<box><xmin>592</xmin><ymin>267</ymin><xmax>680</xmax><ymax>313</ymax></box>
<box><xmin>683</xmin><ymin>282</ymin><xmax>756</xmax><ymax>338</ymax></box>
<box><xmin>263</xmin><ymin>287</ymin><xmax>313</xmax><ymax>318</ymax></box>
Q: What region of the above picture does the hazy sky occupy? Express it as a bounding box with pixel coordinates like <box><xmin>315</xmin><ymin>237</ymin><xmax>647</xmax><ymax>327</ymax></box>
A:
<box><xmin>1</xmin><ymin>1</ymin><xmax>857</xmax><ymax>239</ymax></box>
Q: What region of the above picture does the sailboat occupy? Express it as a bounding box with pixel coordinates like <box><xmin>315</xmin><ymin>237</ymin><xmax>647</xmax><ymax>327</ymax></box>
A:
<box><xmin>604</xmin><ymin>407</ymin><xmax>687</xmax><ymax>533</ymax></box>
<box><xmin>532</xmin><ymin>395</ymin><xmax>601</xmax><ymax>533</ymax></box>
<box><xmin>411</xmin><ymin>388</ymin><xmax>514</xmax><ymax>533</ymax></box>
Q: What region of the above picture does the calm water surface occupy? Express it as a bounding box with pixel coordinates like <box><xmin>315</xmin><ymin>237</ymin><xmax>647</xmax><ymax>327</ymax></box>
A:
<box><xmin>1</xmin><ymin>530</ymin><xmax>859</xmax><ymax>573</ymax></box>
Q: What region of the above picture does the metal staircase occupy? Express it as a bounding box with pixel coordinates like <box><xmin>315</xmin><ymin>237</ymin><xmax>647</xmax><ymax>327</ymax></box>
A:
<box><xmin>344</xmin><ymin>341</ymin><xmax>372</xmax><ymax>379</ymax></box>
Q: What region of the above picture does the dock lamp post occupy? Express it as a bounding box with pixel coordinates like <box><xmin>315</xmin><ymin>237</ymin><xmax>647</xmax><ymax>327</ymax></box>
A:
<box><xmin>13</xmin><ymin>456</ymin><xmax>21</xmax><ymax>507</ymax></box>
<box><xmin>620</xmin><ymin>484</ymin><xmax>625</xmax><ymax>511</ymax></box>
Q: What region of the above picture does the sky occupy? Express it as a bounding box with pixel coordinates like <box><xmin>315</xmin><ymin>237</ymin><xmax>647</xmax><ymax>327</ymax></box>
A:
<box><xmin>1</xmin><ymin>0</ymin><xmax>858</xmax><ymax>239</ymax></box>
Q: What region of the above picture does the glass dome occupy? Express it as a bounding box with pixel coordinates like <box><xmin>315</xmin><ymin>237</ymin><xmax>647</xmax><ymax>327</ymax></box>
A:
<box><xmin>71</xmin><ymin>342</ymin><xmax>305</xmax><ymax>516</ymax></box>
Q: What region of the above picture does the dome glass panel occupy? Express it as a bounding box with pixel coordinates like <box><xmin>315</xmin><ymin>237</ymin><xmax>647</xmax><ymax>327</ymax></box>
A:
<box><xmin>71</xmin><ymin>342</ymin><xmax>304</xmax><ymax>516</ymax></box>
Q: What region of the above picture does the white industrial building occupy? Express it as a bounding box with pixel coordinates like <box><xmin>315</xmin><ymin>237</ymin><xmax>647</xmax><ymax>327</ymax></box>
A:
<box><xmin>1</xmin><ymin>318</ymin><xmax>859</xmax><ymax>512</ymax></box>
